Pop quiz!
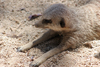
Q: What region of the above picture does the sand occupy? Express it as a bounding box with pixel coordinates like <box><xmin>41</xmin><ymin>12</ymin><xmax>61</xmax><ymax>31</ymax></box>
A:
<box><xmin>0</xmin><ymin>0</ymin><xmax>100</xmax><ymax>67</ymax></box>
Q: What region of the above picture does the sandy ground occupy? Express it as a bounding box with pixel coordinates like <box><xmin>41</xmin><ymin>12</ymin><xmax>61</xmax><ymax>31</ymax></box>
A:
<box><xmin>0</xmin><ymin>0</ymin><xmax>100</xmax><ymax>67</ymax></box>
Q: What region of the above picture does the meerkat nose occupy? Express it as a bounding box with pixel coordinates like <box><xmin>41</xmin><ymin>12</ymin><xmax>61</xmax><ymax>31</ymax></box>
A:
<box><xmin>34</xmin><ymin>23</ymin><xmax>39</xmax><ymax>28</ymax></box>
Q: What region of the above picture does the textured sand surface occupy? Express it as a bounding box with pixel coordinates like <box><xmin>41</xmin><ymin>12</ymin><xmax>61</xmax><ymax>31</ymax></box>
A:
<box><xmin>0</xmin><ymin>0</ymin><xmax>100</xmax><ymax>67</ymax></box>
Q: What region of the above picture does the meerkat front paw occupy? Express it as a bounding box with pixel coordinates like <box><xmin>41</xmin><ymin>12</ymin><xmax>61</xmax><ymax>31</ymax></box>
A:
<box><xmin>17</xmin><ymin>42</ymin><xmax>34</xmax><ymax>52</ymax></box>
<box><xmin>29</xmin><ymin>61</ymin><xmax>40</xmax><ymax>67</ymax></box>
<box><xmin>17</xmin><ymin>47</ymin><xmax>24</xmax><ymax>52</ymax></box>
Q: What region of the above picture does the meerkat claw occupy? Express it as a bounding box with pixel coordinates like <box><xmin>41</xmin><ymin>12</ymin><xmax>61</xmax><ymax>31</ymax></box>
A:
<box><xmin>16</xmin><ymin>47</ymin><xmax>23</xmax><ymax>52</ymax></box>
<box><xmin>29</xmin><ymin>62</ymin><xmax>39</xmax><ymax>67</ymax></box>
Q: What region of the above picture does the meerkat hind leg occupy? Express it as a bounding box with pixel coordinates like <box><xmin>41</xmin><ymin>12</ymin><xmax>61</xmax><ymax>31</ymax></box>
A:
<box><xmin>17</xmin><ymin>30</ymin><xmax>57</xmax><ymax>52</ymax></box>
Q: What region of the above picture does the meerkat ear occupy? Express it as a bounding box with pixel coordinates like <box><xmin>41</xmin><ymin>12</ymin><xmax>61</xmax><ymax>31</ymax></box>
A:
<box><xmin>42</xmin><ymin>19</ymin><xmax>52</xmax><ymax>24</ymax></box>
<box><xmin>60</xmin><ymin>18</ymin><xmax>65</xmax><ymax>28</ymax></box>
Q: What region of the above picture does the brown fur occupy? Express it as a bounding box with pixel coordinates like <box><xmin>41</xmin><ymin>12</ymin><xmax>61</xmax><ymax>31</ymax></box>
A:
<box><xmin>17</xmin><ymin>0</ymin><xmax>100</xmax><ymax>67</ymax></box>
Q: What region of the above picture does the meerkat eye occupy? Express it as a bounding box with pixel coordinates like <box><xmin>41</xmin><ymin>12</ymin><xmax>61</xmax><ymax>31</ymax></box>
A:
<box><xmin>42</xmin><ymin>19</ymin><xmax>52</xmax><ymax>24</ymax></box>
<box><xmin>60</xmin><ymin>18</ymin><xmax>65</xmax><ymax>28</ymax></box>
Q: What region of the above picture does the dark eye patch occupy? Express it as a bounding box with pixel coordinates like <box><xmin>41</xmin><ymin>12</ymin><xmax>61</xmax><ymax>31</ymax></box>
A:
<box><xmin>42</xmin><ymin>19</ymin><xmax>52</xmax><ymax>24</ymax></box>
<box><xmin>60</xmin><ymin>18</ymin><xmax>65</xmax><ymax>28</ymax></box>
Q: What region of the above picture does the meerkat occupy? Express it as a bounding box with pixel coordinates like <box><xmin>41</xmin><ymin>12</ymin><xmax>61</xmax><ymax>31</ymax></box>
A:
<box><xmin>17</xmin><ymin>0</ymin><xmax>100</xmax><ymax>67</ymax></box>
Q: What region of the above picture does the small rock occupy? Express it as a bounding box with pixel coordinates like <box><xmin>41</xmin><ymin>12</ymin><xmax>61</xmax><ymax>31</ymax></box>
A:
<box><xmin>83</xmin><ymin>42</ymin><xmax>93</xmax><ymax>48</ymax></box>
<box><xmin>12</xmin><ymin>10</ymin><xmax>14</xmax><ymax>12</ymax></box>
<box><xmin>94</xmin><ymin>52</ymin><xmax>100</xmax><ymax>59</ymax></box>
<box><xmin>0</xmin><ymin>41</ymin><xmax>4</xmax><ymax>45</ymax></box>
<box><xmin>20</xmin><ymin>8</ymin><xmax>25</xmax><ymax>11</ymax></box>
<box><xmin>15</xmin><ymin>21</ymin><xmax>19</xmax><ymax>24</ymax></box>
<box><xmin>30</xmin><ymin>56</ymin><xmax>34</xmax><ymax>61</ymax></box>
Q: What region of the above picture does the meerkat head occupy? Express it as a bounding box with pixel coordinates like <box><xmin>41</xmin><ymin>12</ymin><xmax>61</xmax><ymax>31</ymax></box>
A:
<box><xmin>35</xmin><ymin>4</ymin><xmax>73</xmax><ymax>32</ymax></box>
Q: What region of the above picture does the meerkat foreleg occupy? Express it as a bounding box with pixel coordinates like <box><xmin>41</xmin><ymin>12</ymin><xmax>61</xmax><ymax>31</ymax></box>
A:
<box><xmin>17</xmin><ymin>30</ymin><xmax>57</xmax><ymax>52</ymax></box>
<box><xmin>29</xmin><ymin>36</ymin><xmax>71</xmax><ymax>67</ymax></box>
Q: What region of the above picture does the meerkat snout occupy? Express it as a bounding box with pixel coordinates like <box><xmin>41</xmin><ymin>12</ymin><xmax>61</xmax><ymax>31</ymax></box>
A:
<box><xmin>35</xmin><ymin>19</ymin><xmax>52</xmax><ymax>28</ymax></box>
